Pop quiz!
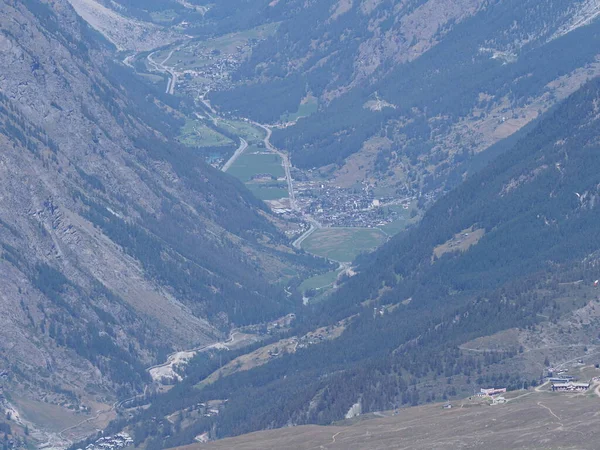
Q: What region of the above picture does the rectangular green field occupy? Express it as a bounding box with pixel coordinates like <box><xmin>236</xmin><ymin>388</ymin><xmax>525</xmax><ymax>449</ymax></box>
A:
<box><xmin>220</xmin><ymin>120</ymin><xmax>266</xmax><ymax>144</ymax></box>
<box><xmin>299</xmin><ymin>269</ymin><xmax>340</xmax><ymax>293</ymax></box>
<box><xmin>178</xmin><ymin>119</ymin><xmax>233</xmax><ymax>147</ymax></box>
<box><xmin>227</xmin><ymin>149</ymin><xmax>285</xmax><ymax>181</ymax></box>
<box><xmin>246</xmin><ymin>182</ymin><xmax>288</xmax><ymax>200</ymax></box>
<box><xmin>149</xmin><ymin>10</ymin><xmax>178</xmax><ymax>24</ymax></box>
<box><xmin>205</xmin><ymin>22</ymin><xmax>279</xmax><ymax>53</ymax></box>
<box><xmin>301</xmin><ymin>227</ymin><xmax>387</xmax><ymax>262</ymax></box>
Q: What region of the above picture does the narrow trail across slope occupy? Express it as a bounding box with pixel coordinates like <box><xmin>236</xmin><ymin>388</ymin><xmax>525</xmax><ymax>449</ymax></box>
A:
<box><xmin>537</xmin><ymin>401</ymin><xmax>563</xmax><ymax>426</ymax></box>
<box><xmin>330</xmin><ymin>431</ymin><xmax>342</xmax><ymax>444</ymax></box>
<box><xmin>147</xmin><ymin>331</ymin><xmax>238</xmax><ymax>377</ymax></box>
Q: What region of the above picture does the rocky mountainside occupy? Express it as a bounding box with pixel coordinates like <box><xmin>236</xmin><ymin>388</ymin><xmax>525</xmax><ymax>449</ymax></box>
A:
<box><xmin>211</xmin><ymin>0</ymin><xmax>600</xmax><ymax>199</ymax></box>
<box><xmin>65</xmin><ymin>0</ymin><xmax>286</xmax><ymax>51</ymax></box>
<box><xmin>5</xmin><ymin>0</ymin><xmax>600</xmax><ymax>448</ymax></box>
<box><xmin>0</xmin><ymin>0</ymin><xmax>314</xmax><ymax>434</ymax></box>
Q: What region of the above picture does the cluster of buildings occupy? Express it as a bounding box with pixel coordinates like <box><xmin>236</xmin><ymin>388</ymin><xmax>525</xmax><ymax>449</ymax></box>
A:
<box><xmin>294</xmin><ymin>182</ymin><xmax>413</xmax><ymax>228</ymax></box>
<box><xmin>472</xmin><ymin>388</ymin><xmax>508</xmax><ymax>405</ymax></box>
<box><xmin>545</xmin><ymin>372</ymin><xmax>591</xmax><ymax>392</ymax></box>
<box><xmin>477</xmin><ymin>387</ymin><xmax>507</xmax><ymax>397</ymax></box>
<box><xmin>78</xmin><ymin>432</ymin><xmax>133</xmax><ymax>450</ymax></box>
<box><xmin>266</xmin><ymin>313</ymin><xmax>296</xmax><ymax>333</ymax></box>
<box><xmin>176</xmin><ymin>41</ymin><xmax>264</xmax><ymax>94</ymax></box>
<box><xmin>295</xmin><ymin>327</ymin><xmax>336</xmax><ymax>350</ymax></box>
<box><xmin>551</xmin><ymin>381</ymin><xmax>590</xmax><ymax>392</ymax></box>
<box><xmin>194</xmin><ymin>432</ymin><xmax>210</xmax><ymax>443</ymax></box>
<box><xmin>183</xmin><ymin>401</ymin><xmax>220</xmax><ymax>418</ymax></box>
<box><xmin>237</xmin><ymin>313</ymin><xmax>296</xmax><ymax>336</ymax></box>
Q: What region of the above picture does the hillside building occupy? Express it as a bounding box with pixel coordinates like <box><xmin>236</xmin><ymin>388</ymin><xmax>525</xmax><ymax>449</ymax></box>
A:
<box><xmin>551</xmin><ymin>382</ymin><xmax>590</xmax><ymax>392</ymax></box>
<box><xmin>480</xmin><ymin>388</ymin><xmax>507</xmax><ymax>396</ymax></box>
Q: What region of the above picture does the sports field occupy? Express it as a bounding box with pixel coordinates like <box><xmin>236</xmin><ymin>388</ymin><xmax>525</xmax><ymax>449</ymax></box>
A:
<box><xmin>220</xmin><ymin>120</ymin><xmax>266</xmax><ymax>145</ymax></box>
<box><xmin>178</xmin><ymin>119</ymin><xmax>233</xmax><ymax>147</ymax></box>
<box><xmin>299</xmin><ymin>269</ymin><xmax>340</xmax><ymax>293</ymax></box>
<box><xmin>246</xmin><ymin>182</ymin><xmax>289</xmax><ymax>200</ymax></box>
<box><xmin>227</xmin><ymin>147</ymin><xmax>288</xmax><ymax>201</ymax></box>
<box><xmin>227</xmin><ymin>149</ymin><xmax>285</xmax><ymax>181</ymax></box>
<box><xmin>301</xmin><ymin>227</ymin><xmax>387</xmax><ymax>262</ymax></box>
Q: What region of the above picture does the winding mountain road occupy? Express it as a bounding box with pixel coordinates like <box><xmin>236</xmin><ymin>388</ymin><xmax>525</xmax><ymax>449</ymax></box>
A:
<box><xmin>292</xmin><ymin>216</ymin><xmax>321</xmax><ymax>249</ymax></box>
<box><xmin>252</xmin><ymin>122</ymin><xmax>297</xmax><ymax>210</ymax></box>
<box><xmin>147</xmin><ymin>331</ymin><xmax>239</xmax><ymax>377</ymax></box>
<box><xmin>147</xmin><ymin>48</ymin><xmax>179</xmax><ymax>94</ymax></box>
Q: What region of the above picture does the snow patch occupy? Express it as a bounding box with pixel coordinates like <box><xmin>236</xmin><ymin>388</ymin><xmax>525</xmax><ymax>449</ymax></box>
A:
<box><xmin>345</xmin><ymin>401</ymin><xmax>362</xmax><ymax>419</ymax></box>
<box><xmin>551</xmin><ymin>0</ymin><xmax>600</xmax><ymax>40</ymax></box>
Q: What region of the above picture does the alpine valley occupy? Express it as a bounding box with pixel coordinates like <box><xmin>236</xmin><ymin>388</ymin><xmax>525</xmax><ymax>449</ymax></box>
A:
<box><xmin>2</xmin><ymin>1</ymin><xmax>600</xmax><ymax>449</ymax></box>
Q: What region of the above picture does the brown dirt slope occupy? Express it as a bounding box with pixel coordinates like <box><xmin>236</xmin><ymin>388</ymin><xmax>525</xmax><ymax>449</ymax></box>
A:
<box><xmin>177</xmin><ymin>393</ymin><xmax>600</xmax><ymax>450</ymax></box>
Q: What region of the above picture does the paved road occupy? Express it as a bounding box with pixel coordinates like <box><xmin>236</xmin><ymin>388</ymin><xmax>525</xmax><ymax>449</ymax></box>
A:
<box><xmin>147</xmin><ymin>48</ymin><xmax>178</xmax><ymax>94</ymax></box>
<box><xmin>221</xmin><ymin>138</ymin><xmax>248</xmax><ymax>172</ymax></box>
<box><xmin>122</xmin><ymin>53</ymin><xmax>135</xmax><ymax>68</ymax></box>
<box><xmin>292</xmin><ymin>216</ymin><xmax>321</xmax><ymax>249</ymax></box>
<box><xmin>200</xmin><ymin>93</ymin><xmax>330</xmax><ymax>256</ymax></box>
<box><xmin>252</xmin><ymin>122</ymin><xmax>297</xmax><ymax>210</ymax></box>
<box><xmin>197</xmin><ymin>95</ymin><xmax>298</xmax><ymax>211</ymax></box>
<box><xmin>146</xmin><ymin>331</ymin><xmax>238</xmax><ymax>375</ymax></box>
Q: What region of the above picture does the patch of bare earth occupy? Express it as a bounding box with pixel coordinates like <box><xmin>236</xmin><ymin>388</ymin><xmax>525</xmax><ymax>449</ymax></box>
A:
<box><xmin>330</xmin><ymin>0</ymin><xmax>353</xmax><ymax>21</ymax></box>
<box><xmin>440</xmin><ymin>58</ymin><xmax>600</xmax><ymax>161</ymax></box>
<box><xmin>500</xmin><ymin>164</ymin><xmax>549</xmax><ymax>197</ymax></box>
<box><xmin>67</xmin><ymin>0</ymin><xmax>180</xmax><ymax>51</ymax></box>
<box><xmin>433</xmin><ymin>227</ymin><xmax>485</xmax><ymax>261</ymax></box>
<box><xmin>198</xmin><ymin>320</ymin><xmax>350</xmax><ymax>387</ymax></box>
<box><xmin>331</xmin><ymin>136</ymin><xmax>392</xmax><ymax>188</ymax></box>
<box><xmin>179</xmin><ymin>391</ymin><xmax>600</xmax><ymax>449</ymax></box>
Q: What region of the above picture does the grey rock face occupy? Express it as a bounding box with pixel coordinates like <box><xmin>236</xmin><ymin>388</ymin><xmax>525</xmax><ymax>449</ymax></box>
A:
<box><xmin>0</xmin><ymin>0</ymin><xmax>299</xmax><ymax>422</ymax></box>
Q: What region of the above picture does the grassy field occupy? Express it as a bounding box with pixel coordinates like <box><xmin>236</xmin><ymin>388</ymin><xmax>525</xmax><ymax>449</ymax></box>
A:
<box><xmin>299</xmin><ymin>269</ymin><xmax>340</xmax><ymax>293</ymax></box>
<box><xmin>433</xmin><ymin>227</ymin><xmax>485</xmax><ymax>260</ymax></box>
<box><xmin>15</xmin><ymin>397</ymin><xmax>115</xmax><ymax>442</ymax></box>
<box><xmin>138</xmin><ymin>72</ymin><xmax>167</xmax><ymax>85</ymax></box>
<box><xmin>227</xmin><ymin>148</ymin><xmax>285</xmax><ymax>181</ymax></box>
<box><xmin>246</xmin><ymin>182</ymin><xmax>289</xmax><ymax>200</ymax></box>
<box><xmin>196</xmin><ymin>321</ymin><xmax>347</xmax><ymax>389</ymax></box>
<box><xmin>380</xmin><ymin>204</ymin><xmax>419</xmax><ymax>235</ymax></box>
<box><xmin>227</xmin><ymin>147</ymin><xmax>288</xmax><ymax>200</ymax></box>
<box><xmin>178</xmin><ymin>119</ymin><xmax>233</xmax><ymax>147</ymax></box>
<box><xmin>302</xmin><ymin>227</ymin><xmax>387</xmax><ymax>262</ymax></box>
<box><xmin>220</xmin><ymin>119</ymin><xmax>266</xmax><ymax>145</ymax></box>
<box><xmin>281</xmin><ymin>96</ymin><xmax>318</xmax><ymax>122</ymax></box>
<box><xmin>182</xmin><ymin>389</ymin><xmax>600</xmax><ymax>450</ymax></box>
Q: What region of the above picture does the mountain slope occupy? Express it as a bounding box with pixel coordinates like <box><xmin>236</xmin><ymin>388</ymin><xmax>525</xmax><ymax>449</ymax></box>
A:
<box><xmin>122</xmin><ymin>75</ymin><xmax>600</xmax><ymax>449</ymax></box>
<box><xmin>0</xmin><ymin>0</ymin><xmax>314</xmax><ymax>436</ymax></box>
<box><xmin>211</xmin><ymin>0</ymin><xmax>600</xmax><ymax>199</ymax></box>
<box><xmin>179</xmin><ymin>393</ymin><xmax>600</xmax><ymax>450</ymax></box>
